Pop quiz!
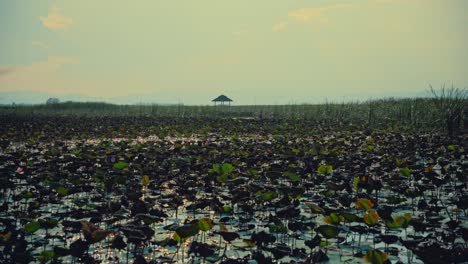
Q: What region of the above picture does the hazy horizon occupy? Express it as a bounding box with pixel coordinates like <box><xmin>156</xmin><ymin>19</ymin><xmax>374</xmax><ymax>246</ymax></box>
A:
<box><xmin>1</xmin><ymin>0</ymin><xmax>467</xmax><ymax>105</ymax></box>
<box><xmin>0</xmin><ymin>88</ymin><xmax>435</xmax><ymax>106</ymax></box>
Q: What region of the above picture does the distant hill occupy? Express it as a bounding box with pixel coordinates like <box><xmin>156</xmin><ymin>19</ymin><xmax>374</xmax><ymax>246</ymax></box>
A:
<box><xmin>0</xmin><ymin>91</ymin><xmax>102</xmax><ymax>105</ymax></box>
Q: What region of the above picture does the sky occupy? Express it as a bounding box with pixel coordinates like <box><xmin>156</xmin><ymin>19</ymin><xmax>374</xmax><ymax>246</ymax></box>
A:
<box><xmin>0</xmin><ymin>0</ymin><xmax>467</xmax><ymax>105</ymax></box>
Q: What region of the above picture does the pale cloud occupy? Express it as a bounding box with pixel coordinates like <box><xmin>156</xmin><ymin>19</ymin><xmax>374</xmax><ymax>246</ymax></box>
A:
<box><xmin>40</xmin><ymin>6</ymin><xmax>73</xmax><ymax>30</ymax></box>
<box><xmin>0</xmin><ymin>57</ymin><xmax>152</xmax><ymax>97</ymax></box>
<box><xmin>233</xmin><ymin>29</ymin><xmax>251</xmax><ymax>40</ymax></box>
<box><xmin>32</xmin><ymin>41</ymin><xmax>49</xmax><ymax>49</ymax></box>
<box><xmin>272</xmin><ymin>22</ymin><xmax>288</xmax><ymax>32</ymax></box>
<box><xmin>288</xmin><ymin>4</ymin><xmax>349</xmax><ymax>24</ymax></box>
<box><xmin>0</xmin><ymin>56</ymin><xmax>79</xmax><ymax>93</ymax></box>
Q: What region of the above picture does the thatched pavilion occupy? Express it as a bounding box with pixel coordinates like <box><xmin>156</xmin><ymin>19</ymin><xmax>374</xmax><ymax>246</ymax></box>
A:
<box><xmin>46</xmin><ymin>98</ymin><xmax>60</xmax><ymax>104</ymax></box>
<box><xmin>212</xmin><ymin>95</ymin><xmax>233</xmax><ymax>106</ymax></box>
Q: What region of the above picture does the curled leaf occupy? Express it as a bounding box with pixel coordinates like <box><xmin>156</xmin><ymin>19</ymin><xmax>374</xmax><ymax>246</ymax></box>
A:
<box><xmin>387</xmin><ymin>213</ymin><xmax>411</xmax><ymax>229</ymax></box>
<box><xmin>353</xmin><ymin>176</ymin><xmax>360</xmax><ymax>192</ymax></box>
<box><xmin>242</xmin><ymin>239</ymin><xmax>256</xmax><ymax>247</ymax></box>
<box><xmin>142</xmin><ymin>175</ymin><xmax>150</xmax><ymax>187</ymax></box>
<box><xmin>364</xmin><ymin>210</ymin><xmax>379</xmax><ymax>226</ymax></box>
<box><xmin>318</xmin><ymin>165</ymin><xmax>333</xmax><ymax>176</ymax></box>
<box><xmin>198</xmin><ymin>218</ymin><xmax>214</xmax><ymax>232</ymax></box>
<box><xmin>0</xmin><ymin>232</ymin><xmax>12</xmax><ymax>242</ymax></box>
<box><xmin>364</xmin><ymin>249</ymin><xmax>388</xmax><ymax>264</ymax></box>
<box><xmin>81</xmin><ymin>221</ymin><xmax>109</xmax><ymax>244</ymax></box>
<box><xmin>356</xmin><ymin>198</ymin><xmax>374</xmax><ymax>211</ymax></box>
<box><xmin>323</xmin><ymin>213</ymin><xmax>343</xmax><ymax>225</ymax></box>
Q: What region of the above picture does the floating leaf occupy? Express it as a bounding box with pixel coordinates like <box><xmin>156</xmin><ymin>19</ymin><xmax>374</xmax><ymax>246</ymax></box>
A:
<box><xmin>246</xmin><ymin>169</ymin><xmax>259</xmax><ymax>176</ymax></box>
<box><xmin>424</xmin><ymin>165</ymin><xmax>433</xmax><ymax>173</ymax></box>
<box><xmin>364</xmin><ymin>210</ymin><xmax>379</xmax><ymax>226</ymax></box>
<box><xmin>276</xmin><ymin>205</ymin><xmax>300</xmax><ymax>219</ymax></box>
<box><xmin>222</xmin><ymin>206</ymin><xmax>232</xmax><ymax>213</ymax></box>
<box><xmin>317</xmin><ymin>165</ymin><xmax>333</xmax><ymax>176</ymax></box>
<box><xmin>284</xmin><ymin>171</ymin><xmax>300</xmax><ymax>181</ymax></box>
<box><xmin>211</xmin><ymin>164</ymin><xmax>221</xmax><ymax>175</ymax></box>
<box><xmin>257</xmin><ymin>190</ymin><xmax>278</xmax><ymax>201</ymax></box>
<box><xmin>356</xmin><ymin>198</ymin><xmax>374</xmax><ymax>211</ymax></box>
<box><xmin>216</xmin><ymin>174</ymin><xmax>228</xmax><ymax>183</ymax></box>
<box><xmin>306</xmin><ymin>203</ymin><xmax>325</xmax><ymax>214</ymax></box>
<box><xmin>400</xmin><ymin>167</ymin><xmax>411</xmax><ymax>177</ymax></box>
<box><xmin>353</xmin><ymin>176</ymin><xmax>359</xmax><ymax>192</ymax></box>
<box><xmin>387</xmin><ymin>213</ymin><xmax>411</xmax><ymax>229</ymax></box>
<box><xmin>395</xmin><ymin>159</ymin><xmax>406</xmax><ymax>167</ymax></box>
<box><xmin>220</xmin><ymin>224</ymin><xmax>228</xmax><ymax>232</ymax></box>
<box><xmin>221</xmin><ymin>163</ymin><xmax>234</xmax><ymax>175</ymax></box>
<box><xmin>364</xmin><ymin>249</ymin><xmax>389</xmax><ymax>264</ymax></box>
<box><xmin>219</xmin><ymin>231</ymin><xmax>240</xmax><ymax>242</ymax></box>
<box><xmin>70</xmin><ymin>239</ymin><xmax>89</xmax><ymax>258</ymax></box>
<box><xmin>188</xmin><ymin>241</ymin><xmax>216</xmax><ymax>257</ymax></box>
<box><xmin>269</xmin><ymin>224</ymin><xmax>287</xmax><ymax>233</ymax></box>
<box><xmin>362</xmin><ymin>145</ymin><xmax>375</xmax><ymax>152</ymax></box>
<box><xmin>56</xmin><ymin>186</ymin><xmax>69</xmax><ymax>196</ymax></box>
<box><xmin>316</xmin><ymin>225</ymin><xmax>340</xmax><ymax>239</ymax></box>
<box><xmin>110</xmin><ymin>235</ymin><xmax>127</xmax><ymax>250</ymax></box>
<box><xmin>173</xmin><ymin>232</ymin><xmax>186</xmax><ymax>243</ymax></box>
<box><xmin>39</xmin><ymin>218</ymin><xmax>59</xmax><ymax>229</ymax></box>
<box><xmin>380</xmin><ymin>235</ymin><xmax>398</xmax><ymax>245</ymax></box>
<box><xmin>341</xmin><ymin>213</ymin><xmax>359</xmax><ymax>223</ymax></box>
<box><xmin>53</xmin><ymin>246</ymin><xmax>70</xmax><ymax>257</ymax></box>
<box><xmin>25</xmin><ymin>221</ymin><xmax>41</xmax><ymax>234</ymax></box>
<box><xmin>136</xmin><ymin>214</ymin><xmax>160</xmax><ymax>225</ymax></box>
<box><xmin>22</xmin><ymin>191</ymin><xmax>33</xmax><ymax>199</ymax></box>
<box><xmin>113</xmin><ymin>161</ymin><xmax>129</xmax><ymax>170</ymax></box>
<box><xmin>81</xmin><ymin>221</ymin><xmax>109</xmax><ymax>244</ymax></box>
<box><xmin>0</xmin><ymin>232</ymin><xmax>12</xmax><ymax>242</ymax></box>
<box><xmin>198</xmin><ymin>218</ymin><xmax>214</xmax><ymax>232</ymax></box>
<box><xmin>176</xmin><ymin>224</ymin><xmax>199</xmax><ymax>239</ymax></box>
<box><xmin>319</xmin><ymin>240</ymin><xmax>332</xmax><ymax>247</ymax></box>
<box><xmin>142</xmin><ymin>175</ymin><xmax>150</xmax><ymax>187</ymax></box>
<box><xmin>323</xmin><ymin>213</ymin><xmax>343</xmax><ymax>225</ymax></box>
<box><xmin>38</xmin><ymin>250</ymin><xmax>55</xmax><ymax>263</ymax></box>
<box><xmin>305</xmin><ymin>235</ymin><xmax>321</xmax><ymax>249</ymax></box>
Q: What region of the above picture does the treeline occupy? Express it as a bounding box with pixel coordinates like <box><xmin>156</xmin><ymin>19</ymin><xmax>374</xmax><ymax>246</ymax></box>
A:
<box><xmin>1</xmin><ymin>88</ymin><xmax>467</xmax><ymax>136</ymax></box>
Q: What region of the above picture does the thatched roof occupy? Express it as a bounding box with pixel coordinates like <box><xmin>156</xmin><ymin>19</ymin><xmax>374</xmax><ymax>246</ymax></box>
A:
<box><xmin>212</xmin><ymin>95</ymin><xmax>233</xmax><ymax>102</ymax></box>
<box><xmin>46</xmin><ymin>98</ymin><xmax>60</xmax><ymax>104</ymax></box>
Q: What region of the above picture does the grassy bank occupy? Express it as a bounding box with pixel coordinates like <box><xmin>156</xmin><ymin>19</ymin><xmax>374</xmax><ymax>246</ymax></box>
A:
<box><xmin>1</xmin><ymin>89</ymin><xmax>467</xmax><ymax>135</ymax></box>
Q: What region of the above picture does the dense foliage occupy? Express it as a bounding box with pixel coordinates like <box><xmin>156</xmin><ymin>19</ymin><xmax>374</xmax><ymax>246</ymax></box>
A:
<box><xmin>0</xmin><ymin>112</ymin><xmax>467</xmax><ymax>263</ymax></box>
<box><xmin>1</xmin><ymin>92</ymin><xmax>467</xmax><ymax>136</ymax></box>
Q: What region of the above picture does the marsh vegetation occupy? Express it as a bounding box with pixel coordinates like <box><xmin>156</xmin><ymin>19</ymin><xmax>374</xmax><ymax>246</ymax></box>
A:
<box><xmin>0</xmin><ymin>91</ymin><xmax>467</xmax><ymax>263</ymax></box>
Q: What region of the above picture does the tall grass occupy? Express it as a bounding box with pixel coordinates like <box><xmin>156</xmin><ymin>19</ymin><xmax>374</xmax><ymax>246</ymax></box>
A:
<box><xmin>1</xmin><ymin>88</ymin><xmax>466</xmax><ymax>134</ymax></box>
<box><xmin>429</xmin><ymin>85</ymin><xmax>467</xmax><ymax>136</ymax></box>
